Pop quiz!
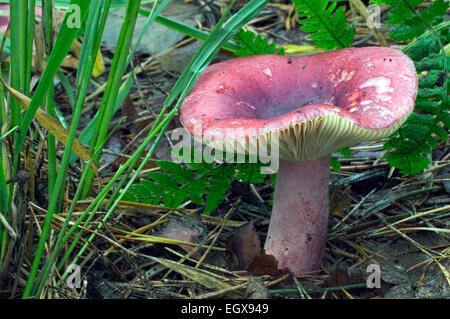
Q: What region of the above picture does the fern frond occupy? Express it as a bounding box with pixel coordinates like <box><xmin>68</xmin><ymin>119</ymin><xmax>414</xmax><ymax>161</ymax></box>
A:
<box><xmin>204</xmin><ymin>165</ymin><xmax>235</xmax><ymax>213</ymax></box>
<box><xmin>121</xmin><ymin>157</ymin><xmax>272</xmax><ymax>214</ymax></box>
<box><xmin>293</xmin><ymin>0</ymin><xmax>355</xmax><ymax>50</ymax></box>
<box><xmin>378</xmin><ymin>1</ymin><xmax>449</xmax><ymax>175</ymax></box>
<box><xmin>235</xmin><ymin>162</ymin><xmax>268</xmax><ymax>183</ymax></box>
<box><xmin>121</xmin><ymin>161</ymin><xmax>209</xmax><ymax>209</ymax></box>
<box><xmin>371</xmin><ymin>0</ymin><xmax>448</xmax><ymax>41</ymax></box>
<box><xmin>234</xmin><ymin>30</ymin><xmax>284</xmax><ymax>57</ymax></box>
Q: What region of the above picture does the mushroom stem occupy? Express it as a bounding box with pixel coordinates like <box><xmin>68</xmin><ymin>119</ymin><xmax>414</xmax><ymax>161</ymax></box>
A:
<box><xmin>264</xmin><ymin>156</ymin><xmax>330</xmax><ymax>275</ymax></box>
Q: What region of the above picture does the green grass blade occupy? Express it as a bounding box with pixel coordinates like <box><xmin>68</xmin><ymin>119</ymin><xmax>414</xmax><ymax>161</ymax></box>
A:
<box><xmin>82</xmin><ymin>0</ymin><xmax>142</xmax><ymax>198</ymax></box>
<box><xmin>59</xmin><ymin>0</ymin><xmax>270</xmax><ymax>282</ymax></box>
<box><xmin>21</xmin><ymin>0</ymin><xmax>91</xmax><ymax>298</ymax></box>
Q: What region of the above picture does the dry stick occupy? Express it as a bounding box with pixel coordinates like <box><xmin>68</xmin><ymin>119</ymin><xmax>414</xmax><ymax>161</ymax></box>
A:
<box><xmin>371</xmin><ymin>204</ymin><xmax>450</xmax><ymax>235</ymax></box>
<box><xmin>332</xmin><ymin>188</ymin><xmax>377</xmax><ymax>230</ymax></box>
<box><xmin>293</xmin><ymin>276</ymin><xmax>311</xmax><ymax>299</ymax></box>
<box><xmin>340</xmin><ymin>238</ymin><xmax>372</xmax><ymax>260</ymax></box>
<box><xmin>193</xmin><ymin>282</ymin><xmax>248</xmax><ymax>299</ymax></box>
<box><xmin>103</xmin><ymin>213</ymin><xmax>172</xmax><ymax>257</ymax></box>
<box><xmin>378</xmin><ymin>215</ymin><xmax>450</xmax><ymax>286</ymax></box>
<box><xmin>0</xmin><ymin>213</ymin><xmax>17</xmax><ymax>240</ymax></box>
<box><xmin>373</xmin><ymin>226</ymin><xmax>450</xmax><ymax>236</ymax></box>
<box><xmin>30</xmin><ymin>138</ymin><xmax>45</xmax><ymax>202</ymax></box>
<box><xmin>165</xmin><ymin>247</ymin><xmax>242</xmax><ymax>277</ymax></box>
<box><xmin>161</xmin><ymin>222</ymin><xmax>222</xmax><ymax>279</ymax></box>
<box><xmin>341</xmin><ymin>288</ymin><xmax>355</xmax><ymax>299</ymax></box>
<box><xmin>195</xmin><ymin>206</ymin><xmax>235</xmax><ymax>269</ymax></box>
<box><xmin>71</xmin><ymin>224</ymin><xmax>136</xmax><ymax>257</ymax></box>
<box><xmin>263</xmin><ymin>274</ymin><xmax>290</xmax><ymax>288</ymax></box>
<box><xmin>342</xmin><ymin>186</ymin><xmax>441</xmax><ymax>230</ymax></box>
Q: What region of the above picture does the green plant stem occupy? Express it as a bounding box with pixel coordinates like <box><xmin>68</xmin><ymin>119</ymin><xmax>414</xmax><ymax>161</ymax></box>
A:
<box><xmin>33</xmin><ymin>119</ymin><xmax>122</xmax><ymax>297</ymax></box>
<box><xmin>57</xmin><ymin>106</ymin><xmax>179</xmax><ymax>272</ymax></box>
<box><xmin>44</xmin><ymin>3</ymin><xmax>57</xmax><ymax>204</ymax></box>
<box><xmin>0</xmin><ymin>67</ymin><xmax>5</xmax><ymax>123</ymax></box>
<box><xmin>401</xmin><ymin>22</ymin><xmax>450</xmax><ymax>53</ymax></box>
<box><xmin>150</xmin><ymin>14</ymin><xmax>241</xmax><ymax>53</ymax></box>
<box><xmin>25</xmin><ymin>0</ymin><xmax>36</xmax><ymax>96</ymax></box>
<box><xmin>59</xmin><ymin>0</ymin><xmax>270</xmax><ymax>281</ymax></box>
<box><xmin>21</xmin><ymin>0</ymin><xmax>91</xmax><ymax>298</ymax></box>
<box><xmin>0</xmin><ymin>130</ymin><xmax>7</xmax><ymax>267</ymax></box>
<box><xmin>46</xmin><ymin>89</ymin><xmax>57</xmax><ymax>201</ymax></box>
<box><xmin>9</xmin><ymin>1</ymin><xmax>22</xmax><ymax>128</ymax></box>
<box><xmin>18</xmin><ymin>0</ymin><xmax>27</xmax><ymax>91</ymax></box>
<box><xmin>25</xmin><ymin>0</ymin><xmax>112</xmax><ymax>298</ymax></box>
<box><xmin>82</xmin><ymin>0</ymin><xmax>142</xmax><ymax>198</ymax></box>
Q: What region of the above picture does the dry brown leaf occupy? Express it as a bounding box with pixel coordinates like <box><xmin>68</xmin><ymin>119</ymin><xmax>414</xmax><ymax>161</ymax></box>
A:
<box><xmin>71</xmin><ymin>39</ymin><xmax>105</xmax><ymax>77</ymax></box>
<box><xmin>225</xmin><ymin>219</ymin><xmax>261</xmax><ymax>269</ymax></box>
<box><xmin>0</xmin><ymin>78</ymin><xmax>98</xmax><ymax>175</ymax></box>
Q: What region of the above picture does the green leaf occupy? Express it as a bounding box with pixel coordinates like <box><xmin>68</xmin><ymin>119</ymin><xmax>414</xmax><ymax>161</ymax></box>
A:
<box><xmin>432</xmin><ymin>125</ymin><xmax>448</xmax><ymax>142</ymax></box>
<box><xmin>337</xmin><ymin>147</ymin><xmax>351</xmax><ymax>157</ymax></box>
<box><xmin>439</xmin><ymin>112</ymin><xmax>450</xmax><ymax>128</ymax></box>
<box><xmin>385</xmin><ymin>150</ymin><xmax>431</xmax><ymax>175</ymax></box>
<box><xmin>418</xmin><ymin>70</ymin><xmax>442</xmax><ymax>88</ymax></box>
<box><xmin>414</xmin><ymin>99</ymin><xmax>441</xmax><ymax>113</ymax></box>
<box><xmin>234</xmin><ymin>30</ymin><xmax>284</xmax><ymax>57</ymax></box>
<box><xmin>330</xmin><ymin>156</ymin><xmax>341</xmax><ymax>172</ymax></box>
<box><xmin>235</xmin><ymin>162</ymin><xmax>267</xmax><ymax>184</ymax></box>
<box><xmin>381</xmin><ymin>0</ymin><xmax>449</xmax><ymax>177</ymax></box>
<box><xmin>390</xmin><ymin>18</ymin><xmax>425</xmax><ymax>41</ymax></box>
<box><xmin>293</xmin><ymin>0</ymin><xmax>354</xmax><ymax>50</ymax></box>
<box><xmin>406</xmin><ymin>36</ymin><xmax>439</xmax><ymax>60</ymax></box>
<box><xmin>377</xmin><ymin>0</ymin><xmax>449</xmax><ymax>42</ymax></box>
<box><xmin>204</xmin><ymin>164</ymin><xmax>234</xmax><ymax>214</ymax></box>
<box><xmin>384</xmin><ymin>0</ymin><xmax>423</xmax><ymax>25</ymax></box>
<box><xmin>421</xmin><ymin>0</ymin><xmax>449</xmax><ymax>26</ymax></box>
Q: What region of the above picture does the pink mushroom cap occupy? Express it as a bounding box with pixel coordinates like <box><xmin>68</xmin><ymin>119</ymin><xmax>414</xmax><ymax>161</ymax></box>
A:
<box><xmin>179</xmin><ymin>47</ymin><xmax>418</xmax><ymax>275</ymax></box>
<box><xmin>0</xmin><ymin>4</ymin><xmax>42</xmax><ymax>32</ymax></box>
<box><xmin>180</xmin><ymin>47</ymin><xmax>417</xmax><ymax>161</ymax></box>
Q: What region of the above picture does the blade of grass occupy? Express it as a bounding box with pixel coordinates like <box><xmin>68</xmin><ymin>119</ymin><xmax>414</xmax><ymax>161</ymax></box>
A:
<box><xmin>68</xmin><ymin>73</ymin><xmax>133</xmax><ymax>163</ymax></box>
<box><xmin>21</xmin><ymin>0</ymin><xmax>91</xmax><ymax>298</ymax></box>
<box><xmin>25</xmin><ymin>0</ymin><xmax>36</xmax><ymax>95</ymax></box>
<box><xmin>69</xmin><ymin>0</ymin><xmax>169</xmax><ymax>164</ymax></box>
<box><xmin>82</xmin><ymin>0</ymin><xmax>142</xmax><ymax>198</ymax></box>
<box><xmin>0</xmin><ymin>80</ymin><xmax>97</xmax><ymax>169</ymax></box>
<box><xmin>56</xmin><ymin>70</ymin><xmax>75</xmax><ymax>109</ymax></box>
<box><xmin>32</xmin><ymin>118</ymin><xmax>125</xmax><ymax>297</ymax></box>
<box><xmin>26</xmin><ymin>0</ymin><xmax>112</xmax><ymax>298</ymax></box>
<box><xmin>9</xmin><ymin>1</ymin><xmax>22</xmax><ymax>129</ymax></box>
<box><xmin>59</xmin><ymin>0</ymin><xmax>270</xmax><ymax>284</ymax></box>
<box><xmin>150</xmin><ymin>14</ymin><xmax>241</xmax><ymax>53</ymax></box>
<box><xmin>0</xmin><ymin>74</ymin><xmax>8</xmax><ymax>267</ymax></box>
<box><xmin>0</xmin><ymin>138</ymin><xmax>8</xmax><ymax>256</ymax></box>
<box><xmin>43</xmin><ymin>1</ymin><xmax>57</xmax><ymax>209</ymax></box>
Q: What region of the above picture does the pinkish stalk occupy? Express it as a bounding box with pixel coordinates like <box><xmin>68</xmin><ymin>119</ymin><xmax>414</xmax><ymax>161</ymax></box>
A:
<box><xmin>264</xmin><ymin>156</ymin><xmax>330</xmax><ymax>275</ymax></box>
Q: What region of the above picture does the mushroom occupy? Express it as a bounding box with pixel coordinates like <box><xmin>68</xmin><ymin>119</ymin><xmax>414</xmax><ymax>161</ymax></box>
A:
<box><xmin>179</xmin><ymin>47</ymin><xmax>418</xmax><ymax>275</ymax></box>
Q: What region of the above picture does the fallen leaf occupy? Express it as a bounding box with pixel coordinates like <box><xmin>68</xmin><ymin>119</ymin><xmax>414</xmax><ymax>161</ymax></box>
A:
<box><xmin>0</xmin><ymin>78</ymin><xmax>98</xmax><ymax>174</ymax></box>
<box><xmin>247</xmin><ymin>253</ymin><xmax>290</xmax><ymax>277</ymax></box>
<box><xmin>156</xmin><ymin>214</ymin><xmax>205</xmax><ymax>258</ymax></box>
<box><xmin>225</xmin><ymin>219</ymin><xmax>261</xmax><ymax>269</ymax></box>
<box><xmin>71</xmin><ymin>39</ymin><xmax>105</xmax><ymax>77</ymax></box>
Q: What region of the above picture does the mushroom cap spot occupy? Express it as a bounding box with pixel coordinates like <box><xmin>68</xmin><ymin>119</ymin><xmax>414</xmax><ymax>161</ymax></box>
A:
<box><xmin>180</xmin><ymin>47</ymin><xmax>418</xmax><ymax>161</ymax></box>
